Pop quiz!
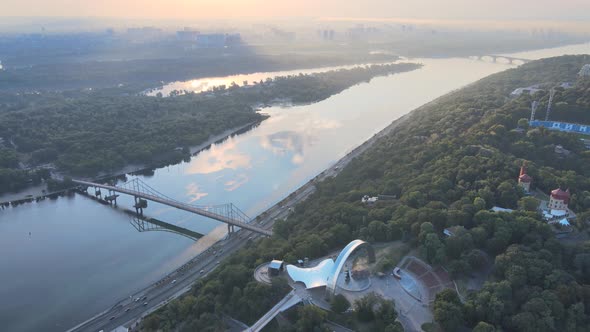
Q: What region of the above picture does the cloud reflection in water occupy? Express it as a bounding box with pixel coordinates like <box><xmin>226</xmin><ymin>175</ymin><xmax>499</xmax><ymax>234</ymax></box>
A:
<box><xmin>185</xmin><ymin>138</ymin><xmax>252</xmax><ymax>175</ymax></box>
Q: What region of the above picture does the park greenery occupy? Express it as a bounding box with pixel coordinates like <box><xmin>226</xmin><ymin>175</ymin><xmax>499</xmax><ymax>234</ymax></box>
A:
<box><xmin>0</xmin><ymin>63</ymin><xmax>418</xmax><ymax>195</ymax></box>
<box><xmin>140</xmin><ymin>55</ymin><xmax>590</xmax><ymax>331</ymax></box>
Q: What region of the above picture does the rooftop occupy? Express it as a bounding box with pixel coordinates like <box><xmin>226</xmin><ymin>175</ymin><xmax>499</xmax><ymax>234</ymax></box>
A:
<box><xmin>551</xmin><ymin>188</ymin><xmax>570</xmax><ymax>202</ymax></box>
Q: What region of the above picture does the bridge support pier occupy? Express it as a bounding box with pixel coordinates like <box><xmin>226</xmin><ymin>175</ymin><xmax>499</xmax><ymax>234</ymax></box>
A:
<box><xmin>134</xmin><ymin>196</ymin><xmax>147</xmax><ymax>216</ymax></box>
<box><xmin>105</xmin><ymin>190</ymin><xmax>118</xmax><ymax>206</ymax></box>
<box><xmin>95</xmin><ymin>187</ymin><xmax>101</xmax><ymax>199</ymax></box>
<box><xmin>228</xmin><ymin>224</ymin><xmax>235</xmax><ymax>235</ymax></box>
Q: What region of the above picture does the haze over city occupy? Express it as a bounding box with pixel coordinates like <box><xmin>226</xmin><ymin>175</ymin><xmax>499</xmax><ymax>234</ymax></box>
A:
<box><xmin>2</xmin><ymin>0</ymin><xmax>590</xmax><ymax>20</ymax></box>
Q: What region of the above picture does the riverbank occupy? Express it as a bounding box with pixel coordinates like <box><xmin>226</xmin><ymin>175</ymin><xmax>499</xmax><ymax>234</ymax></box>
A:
<box><xmin>71</xmin><ymin>92</ymin><xmax>417</xmax><ymax>332</ymax></box>
<box><xmin>0</xmin><ymin>120</ymin><xmax>263</xmax><ymax>205</ymax></box>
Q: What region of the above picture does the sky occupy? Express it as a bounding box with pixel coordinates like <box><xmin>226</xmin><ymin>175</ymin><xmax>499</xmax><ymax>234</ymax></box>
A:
<box><xmin>3</xmin><ymin>0</ymin><xmax>590</xmax><ymax>21</ymax></box>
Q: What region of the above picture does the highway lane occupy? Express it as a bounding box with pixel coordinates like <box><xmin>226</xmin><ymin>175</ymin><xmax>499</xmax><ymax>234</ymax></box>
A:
<box><xmin>70</xmin><ymin>185</ymin><xmax>315</xmax><ymax>332</ymax></box>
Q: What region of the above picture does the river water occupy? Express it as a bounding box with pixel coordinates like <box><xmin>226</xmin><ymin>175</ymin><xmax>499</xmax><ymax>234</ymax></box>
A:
<box><xmin>146</xmin><ymin>62</ymin><xmax>398</xmax><ymax>96</ymax></box>
<box><xmin>0</xmin><ymin>43</ymin><xmax>588</xmax><ymax>332</ymax></box>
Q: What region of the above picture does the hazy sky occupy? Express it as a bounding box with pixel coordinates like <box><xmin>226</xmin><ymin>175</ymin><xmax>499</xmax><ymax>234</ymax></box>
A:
<box><xmin>3</xmin><ymin>0</ymin><xmax>590</xmax><ymax>21</ymax></box>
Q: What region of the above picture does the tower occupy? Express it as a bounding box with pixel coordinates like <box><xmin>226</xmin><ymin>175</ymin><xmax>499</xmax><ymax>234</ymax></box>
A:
<box><xmin>518</xmin><ymin>165</ymin><xmax>532</xmax><ymax>193</ymax></box>
<box><xmin>549</xmin><ymin>188</ymin><xmax>570</xmax><ymax>211</ymax></box>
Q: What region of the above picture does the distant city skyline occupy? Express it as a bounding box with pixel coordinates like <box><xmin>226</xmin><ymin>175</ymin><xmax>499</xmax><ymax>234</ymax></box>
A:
<box><xmin>3</xmin><ymin>0</ymin><xmax>590</xmax><ymax>21</ymax></box>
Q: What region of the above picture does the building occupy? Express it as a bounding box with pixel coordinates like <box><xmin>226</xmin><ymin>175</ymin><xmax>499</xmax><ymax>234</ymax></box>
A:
<box><xmin>196</xmin><ymin>33</ymin><xmax>241</xmax><ymax>48</ymax></box>
<box><xmin>548</xmin><ymin>188</ymin><xmax>570</xmax><ymax>211</ymax></box>
<box><xmin>554</xmin><ymin>145</ymin><xmax>571</xmax><ymax>157</ymax></box>
<box><xmin>518</xmin><ymin>165</ymin><xmax>532</xmax><ymax>193</ymax></box>
<box><xmin>177</xmin><ymin>28</ymin><xmax>200</xmax><ymax>41</ymax></box>
<box><xmin>491</xmin><ymin>206</ymin><xmax>515</xmax><ymax>213</ymax></box>
<box><xmin>268</xmin><ymin>260</ymin><xmax>284</xmax><ymax>276</ymax></box>
<box><xmin>285</xmin><ymin>239</ymin><xmax>375</xmax><ymax>297</ymax></box>
<box><xmin>361</xmin><ymin>195</ymin><xmax>378</xmax><ymax>205</ymax></box>
<box><xmin>579</xmin><ymin>64</ymin><xmax>590</xmax><ymax>77</ymax></box>
<box><xmin>510</xmin><ymin>85</ymin><xmax>543</xmax><ymax>96</ymax></box>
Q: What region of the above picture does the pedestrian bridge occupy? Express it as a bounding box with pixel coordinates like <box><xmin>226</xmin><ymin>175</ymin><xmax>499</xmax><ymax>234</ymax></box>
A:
<box><xmin>72</xmin><ymin>178</ymin><xmax>272</xmax><ymax>236</ymax></box>
<box><xmin>246</xmin><ymin>290</ymin><xmax>302</xmax><ymax>332</ymax></box>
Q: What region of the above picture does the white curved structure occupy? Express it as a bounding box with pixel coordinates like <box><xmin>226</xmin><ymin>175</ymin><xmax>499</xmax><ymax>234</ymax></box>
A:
<box><xmin>285</xmin><ymin>239</ymin><xmax>375</xmax><ymax>296</ymax></box>
<box><xmin>326</xmin><ymin>239</ymin><xmax>375</xmax><ymax>293</ymax></box>
<box><xmin>286</xmin><ymin>259</ymin><xmax>334</xmax><ymax>289</ymax></box>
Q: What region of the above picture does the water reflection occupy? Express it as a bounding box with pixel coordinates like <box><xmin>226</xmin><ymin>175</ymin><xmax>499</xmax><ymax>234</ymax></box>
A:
<box><xmin>185</xmin><ymin>137</ymin><xmax>252</xmax><ymax>175</ymax></box>
<box><xmin>186</xmin><ymin>182</ymin><xmax>209</xmax><ymax>202</ymax></box>
<box><xmin>147</xmin><ymin>62</ymin><xmax>399</xmax><ymax>96</ymax></box>
<box><xmin>130</xmin><ymin>216</ymin><xmax>203</xmax><ymax>241</ymax></box>
<box><xmin>224</xmin><ymin>173</ymin><xmax>250</xmax><ymax>192</ymax></box>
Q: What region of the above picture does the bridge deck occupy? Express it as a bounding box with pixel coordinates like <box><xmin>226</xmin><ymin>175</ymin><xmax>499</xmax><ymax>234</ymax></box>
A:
<box><xmin>73</xmin><ymin>179</ymin><xmax>272</xmax><ymax>236</ymax></box>
<box><xmin>247</xmin><ymin>290</ymin><xmax>302</xmax><ymax>332</ymax></box>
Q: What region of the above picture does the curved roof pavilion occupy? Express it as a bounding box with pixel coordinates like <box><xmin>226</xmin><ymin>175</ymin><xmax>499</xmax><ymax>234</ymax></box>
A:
<box><xmin>285</xmin><ymin>239</ymin><xmax>375</xmax><ymax>295</ymax></box>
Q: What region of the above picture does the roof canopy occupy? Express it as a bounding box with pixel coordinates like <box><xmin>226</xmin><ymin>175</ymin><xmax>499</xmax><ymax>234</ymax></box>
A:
<box><xmin>551</xmin><ymin>188</ymin><xmax>570</xmax><ymax>203</ymax></box>
<box><xmin>519</xmin><ymin>173</ymin><xmax>532</xmax><ymax>183</ymax></box>
<box><xmin>269</xmin><ymin>260</ymin><xmax>284</xmax><ymax>270</ymax></box>
<box><xmin>286</xmin><ymin>239</ymin><xmax>375</xmax><ymax>294</ymax></box>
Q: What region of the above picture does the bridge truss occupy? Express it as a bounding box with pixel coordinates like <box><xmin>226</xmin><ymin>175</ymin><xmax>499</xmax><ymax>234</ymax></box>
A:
<box><xmin>73</xmin><ymin>178</ymin><xmax>272</xmax><ymax>236</ymax></box>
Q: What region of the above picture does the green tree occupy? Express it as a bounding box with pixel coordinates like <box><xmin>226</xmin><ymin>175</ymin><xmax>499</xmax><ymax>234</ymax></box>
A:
<box><xmin>330</xmin><ymin>294</ymin><xmax>350</xmax><ymax>313</ymax></box>
<box><xmin>518</xmin><ymin>196</ymin><xmax>540</xmax><ymax>211</ymax></box>
<box><xmin>354</xmin><ymin>292</ymin><xmax>379</xmax><ymax>322</ymax></box>
<box><xmin>295</xmin><ymin>306</ymin><xmax>328</xmax><ymax>332</ymax></box>
<box><xmin>472</xmin><ymin>321</ymin><xmax>496</xmax><ymax>332</ymax></box>
<box><xmin>474</xmin><ymin>197</ymin><xmax>487</xmax><ymax>211</ymax></box>
<box><xmin>434</xmin><ymin>289</ymin><xmax>464</xmax><ymax>331</ymax></box>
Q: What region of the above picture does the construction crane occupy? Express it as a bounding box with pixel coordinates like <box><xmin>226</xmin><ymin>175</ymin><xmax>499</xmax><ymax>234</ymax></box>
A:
<box><xmin>545</xmin><ymin>88</ymin><xmax>556</xmax><ymax>121</ymax></box>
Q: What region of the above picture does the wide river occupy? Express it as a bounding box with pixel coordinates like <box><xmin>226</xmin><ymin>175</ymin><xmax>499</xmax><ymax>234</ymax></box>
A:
<box><xmin>0</xmin><ymin>43</ymin><xmax>588</xmax><ymax>332</ymax></box>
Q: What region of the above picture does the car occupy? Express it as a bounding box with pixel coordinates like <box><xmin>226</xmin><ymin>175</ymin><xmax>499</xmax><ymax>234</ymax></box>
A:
<box><xmin>125</xmin><ymin>308</ymin><xmax>130</xmax><ymax>312</ymax></box>
<box><xmin>216</xmin><ymin>261</ymin><xmax>220</xmax><ymax>265</ymax></box>
<box><xmin>143</xmin><ymin>302</ymin><xmax>148</xmax><ymax>306</ymax></box>
<box><xmin>200</xmin><ymin>269</ymin><xmax>204</xmax><ymax>274</ymax></box>
<box><xmin>109</xmin><ymin>316</ymin><xmax>115</xmax><ymax>320</ymax></box>
<box><xmin>134</xmin><ymin>297</ymin><xmax>140</xmax><ymax>302</ymax></box>
<box><xmin>142</xmin><ymin>296</ymin><xmax>147</xmax><ymax>300</ymax></box>
<box><xmin>171</xmin><ymin>279</ymin><xmax>177</xmax><ymax>284</ymax></box>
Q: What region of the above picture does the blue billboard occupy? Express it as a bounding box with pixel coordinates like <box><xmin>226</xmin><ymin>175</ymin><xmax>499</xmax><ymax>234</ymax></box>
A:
<box><xmin>529</xmin><ymin>120</ymin><xmax>590</xmax><ymax>136</ymax></box>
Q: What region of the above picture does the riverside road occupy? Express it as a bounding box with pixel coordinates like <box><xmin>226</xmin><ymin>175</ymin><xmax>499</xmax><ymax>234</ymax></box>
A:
<box><xmin>69</xmin><ymin>113</ymin><xmax>409</xmax><ymax>332</ymax></box>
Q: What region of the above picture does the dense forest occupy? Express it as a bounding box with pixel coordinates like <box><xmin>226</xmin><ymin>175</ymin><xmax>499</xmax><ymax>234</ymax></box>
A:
<box><xmin>0</xmin><ymin>63</ymin><xmax>419</xmax><ymax>194</ymax></box>
<box><xmin>141</xmin><ymin>55</ymin><xmax>590</xmax><ymax>331</ymax></box>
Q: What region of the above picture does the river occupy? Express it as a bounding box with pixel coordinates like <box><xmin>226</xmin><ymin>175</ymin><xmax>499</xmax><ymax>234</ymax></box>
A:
<box><xmin>0</xmin><ymin>43</ymin><xmax>588</xmax><ymax>332</ymax></box>
<box><xmin>145</xmin><ymin>62</ymin><xmax>399</xmax><ymax>96</ymax></box>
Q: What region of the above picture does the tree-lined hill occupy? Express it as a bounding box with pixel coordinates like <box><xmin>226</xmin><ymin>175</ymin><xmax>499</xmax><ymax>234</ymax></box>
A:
<box><xmin>141</xmin><ymin>55</ymin><xmax>590</xmax><ymax>332</ymax></box>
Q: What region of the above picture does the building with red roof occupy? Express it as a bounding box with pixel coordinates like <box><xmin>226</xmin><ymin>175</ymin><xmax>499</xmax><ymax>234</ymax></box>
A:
<box><xmin>518</xmin><ymin>165</ymin><xmax>532</xmax><ymax>193</ymax></box>
<box><xmin>548</xmin><ymin>188</ymin><xmax>570</xmax><ymax>211</ymax></box>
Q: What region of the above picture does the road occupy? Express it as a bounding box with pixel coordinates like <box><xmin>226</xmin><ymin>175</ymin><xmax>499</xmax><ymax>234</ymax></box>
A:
<box><xmin>68</xmin><ymin>113</ymin><xmax>411</xmax><ymax>332</ymax></box>
<box><xmin>68</xmin><ymin>184</ymin><xmax>314</xmax><ymax>332</ymax></box>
